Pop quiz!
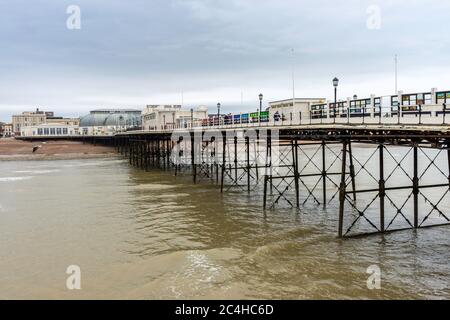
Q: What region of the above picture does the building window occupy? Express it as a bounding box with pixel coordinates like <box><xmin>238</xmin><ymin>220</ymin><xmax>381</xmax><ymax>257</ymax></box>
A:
<box><xmin>437</xmin><ymin>91</ymin><xmax>450</xmax><ymax>105</ymax></box>
<box><xmin>38</xmin><ymin>128</ymin><xmax>43</xmax><ymax>135</ymax></box>
<box><xmin>63</xmin><ymin>128</ymin><xmax>68</xmax><ymax>135</ymax></box>
<box><xmin>50</xmin><ymin>128</ymin><xmax>56</xmax><ymax>135</ymax></box>
<box><xmin>374</xmin><ymin>97</ymin><xmax>381</xmax><ymax>112</ymax></box>
<box><xmin>57</xmin><ymin>128</ymin><xmax>62</xmax><ymax>135</ymax></box>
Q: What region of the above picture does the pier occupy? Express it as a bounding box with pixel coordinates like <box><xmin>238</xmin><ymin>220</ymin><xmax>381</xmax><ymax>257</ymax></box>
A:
<box><xmin>16</xmin><ymin>111</ymin><xmax>450</xmax><ymax>238</ymax></box>
<box><xmin>105</xmin><ymin>118</ymin><xmax>450</xmax><ymax>238</ymax></box>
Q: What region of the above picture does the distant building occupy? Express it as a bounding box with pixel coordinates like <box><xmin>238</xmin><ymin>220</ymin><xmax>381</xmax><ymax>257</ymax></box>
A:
<box><xmin>46</xmin><ymin>117</ymin><xmax>80</xmax><ymax>126</ymax></box>
<box><xmin>268</xmin><ymin>98</ymin><xmax>326</xmax><ymax>121</ymax></box>
<box><xmin>2</xmin><ymin>123</ymin><xmax>13</xmax><ymax>137</ymax></box>
<box><xmin>142</xmin><ymin>105</ymin><xmax>208</xmax><ymax>131</ymax></box>
<box><xmin>12</xmin><ymin>108</ymin><xmax>48</xmax><ymax>136</ymax></box>
<box><xmin>12</xmin><ymin>108</ymin><xmax>79</xmax><ymax>136</ymax></box>
<box><xmin>20</xmin><ymin>123</ymin><xmax>80</xmax><ymax>137</ymax></box>
<box><xmin>79</xmin><ymin>109</ymin><xmax>142</xmax><ymax>135</ymax></box>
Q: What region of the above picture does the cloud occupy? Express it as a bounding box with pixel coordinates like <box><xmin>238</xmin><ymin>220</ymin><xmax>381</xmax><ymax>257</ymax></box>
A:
<box><xmin>0</xmin><ymin>0</ymin><xmax>450</xmax><ymax>121</ymax></box>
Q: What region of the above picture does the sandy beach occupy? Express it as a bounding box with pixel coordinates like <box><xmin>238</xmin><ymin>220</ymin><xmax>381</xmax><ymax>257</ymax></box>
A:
<box><xmin>0</xmin><ymin>138</ymin><xmax>117</xmax><ymax>161</ymax></box>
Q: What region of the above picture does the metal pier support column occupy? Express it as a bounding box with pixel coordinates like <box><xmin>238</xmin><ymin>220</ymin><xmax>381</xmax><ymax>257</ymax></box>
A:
<box><xmin>413</xmin><ymin>145</ymin><xmax>419</xmax><ymax>228</ymax></box>
<box><xmin>191</xmin><ymin>131</ymin><xmax>197</xmax><ymax>184</ymax></box>
<box><xmin>447</xmin><ymin>141</ymin><xmax>450</xmax><ymax>189</ymax></box>
<box><xmin>263</xmin><ymin>130</ymin><xmax>272</xmax><ymax>209</ymax></box>
<box><xmin>129</xmin><ymin>140</ymin><xmax>133</xmax><ymax>165</ymax></box>
<box><xmin>293</xmin><ymin>139</ymin><xmax>300</xmax><ymax>208</ymax></box>
<box><xmin>321</xmin><ymin>140</ymin><xmax>327</xmax><ymax>204</ymax></box>
<box><xmin>245</xmin><ymin>136</ymin><xmax>250</xmax><ymax>192</ymax></box>
<box><xmin>233</xmin><ymin>136</ymin><xmax>238</xmax><ymax>184</ymax></box>
<box><xmin>348</xmin><ymin>141</ymin><xmax>357</xmax><ymax>202</ymax></box>
<box><xmin>338</xmin><ymin>140</ymin><xmax>348</xmax><ymax>238</ymax></box>
<box><xmin>379</xmin><ymin>144</ymin><xmax>385</xmax><ymax>233</ymax></box>
<box><xmin>255</xmin><ymin>130</ymin><xmax>260</xmax><ymax>182</ymax></box>
<box><xmin>220</xmin><ymin>132</ymin><xmax>226</xmax><ymax>193</ymax></box>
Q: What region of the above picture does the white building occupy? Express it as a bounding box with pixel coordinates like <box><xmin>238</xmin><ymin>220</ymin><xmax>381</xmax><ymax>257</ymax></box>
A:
<box><xmin>269</xmin><ymin>98</ymin><xmax>327</xmax><ymax>121</ymax></box>
<box><xmin>20</xmin><ymin>123</ymin><xmax>81</xmax><ymax>137</ymax></box>
<box><xmin>79</xmin><ymin>109</ymin><xmax>142</xmax><ymax>135</ymax></box>
<box><xmin>142</xmin><ymin>105</ymin><xmax>208</xmax><ymax>130</ymax></box>
<box><xmin>2</xmin><ymin>123</ymin><xmax>13</xmax><ymax>137</ymax></box>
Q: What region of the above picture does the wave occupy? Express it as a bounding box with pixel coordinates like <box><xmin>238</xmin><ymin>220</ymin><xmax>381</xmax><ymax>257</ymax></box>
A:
<box><xmin>0</xmin><ymin>176</ymin><xmax>34</xmax><ymax>182</ymax></box>
<box><xmin>14</xmin><ymin>169</ymin><xmax>60</xmax><ymax>175</ymax></box>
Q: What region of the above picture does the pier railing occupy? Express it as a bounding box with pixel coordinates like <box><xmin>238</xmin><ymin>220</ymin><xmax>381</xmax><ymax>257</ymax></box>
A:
<box><xmin>149</xmin><ymin>103</ymin><xmax>450</xmax><ymax>132</ymax></box>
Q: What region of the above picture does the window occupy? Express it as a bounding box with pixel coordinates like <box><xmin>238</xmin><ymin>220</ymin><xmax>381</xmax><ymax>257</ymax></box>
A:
<box><xmin>374</xmin><ymin>97</ymin><xmax>381</xmax><ymax>111</ymax></box>
<box><xmin>63</xmin><ymin>128</ymin><xmax>68</xmax><ymax>135</ymax></box>
<box><xmin>50</xmin><ymin>128</ymin><xmax>56</xmax><ymax>135</ymax></box>
<box><xmin>57</xmin><ymin>128</ymin><xmax>62</xmax><ymax>135</ymax></box>
<box><xmin>437</xmin><ymin>91</ymin><xmax>450</xmax><ymax>105</ymax></box>
<box><xmin>44</xmin><ymin>128</ymin><xmax>49</xmax><ymax>135</ymax></box>
<box><xmin>38</xmin><ymin>128</ymin><xmax>43</xmax><ymax>135</ymax></box>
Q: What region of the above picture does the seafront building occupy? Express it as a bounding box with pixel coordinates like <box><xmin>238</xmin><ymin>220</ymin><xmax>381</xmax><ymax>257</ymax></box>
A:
<box><xmin>12</xmin><ymin>108</ymin><xmax>80</xmax><ymax>136</ymax></box>
<box><xmin>18</xmin><ymin>108</ymin><xmax>142</xmax><ymax>137</ymax></box>
<box><xmin>268</xmin><ymin>98</ymin><xmax>327</xmax><ymax>121</ymax></box>
<box><xmin>12</xmin><ymin>109</ymin><xmax>48</xmax><ymax>135</ymax></box>
<box><xmin>142</xmin><ymin>105</ymin><xmax>208</xmax><ymax>130</ymax></box>
<box><xmin>79</xmin><ymin>109</ymin><xmax>142</xmax><ymax>135</ymax></box>
<box><xmin>20</xmin><ymin>123</ymin><xmax>80</xmax><ymax>137</ymax></box>
<box><xmin>2</xmin><ymin>123</ymin><xmax>13</xmax><ymax>137</ymax></box>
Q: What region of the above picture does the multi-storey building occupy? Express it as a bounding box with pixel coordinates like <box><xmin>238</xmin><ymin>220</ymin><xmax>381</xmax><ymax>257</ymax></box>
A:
<box><xmin>12</xmin><ymin>109</ymin><xmax>48</xmax><ymax>135</ymax></box>
<box><xmin>142</xmin><ymin>105</ymin><xmax>208</xmax><ymax>131</ymax></box>
<box><xmin>2</xmin><ymin>123</ymin><xmax>13</xmax><ymax>137</ymax></box>
<box><xmin>12</xmin><ymin>108</ymin><xmax>80</xmax><ymax>136</ymax></box>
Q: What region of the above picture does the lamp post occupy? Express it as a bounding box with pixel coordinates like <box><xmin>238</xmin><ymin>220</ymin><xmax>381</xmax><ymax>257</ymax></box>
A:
<box><xmin>259</xmin><ymin>93</ymin><xmax>263</xmax><ymax>125</ymax></box>
<box><xmin>333</xmin><ymin>77</ymin><xmax>339</xmax><ymax>123</ymax></box>
<box><xmin>172</xmin><ymin>111</ymin><xmax>176</xmax><ymax>129</ymax></box>
<box><xmin>190</xmin><ymin>108</ymin><xmax>193</xmax><ymax>128</ymax></box>
<box><xmin>217</xmin><ymin>103</ymin><xmax>221</xmax><ymax>127</ymax></box>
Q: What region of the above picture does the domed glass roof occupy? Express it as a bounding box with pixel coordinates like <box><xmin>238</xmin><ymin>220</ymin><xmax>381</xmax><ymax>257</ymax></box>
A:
<box><xmin>80</xmin><ymin>109</ymin><xmax>142</xmax><ymax>127</ymax></box>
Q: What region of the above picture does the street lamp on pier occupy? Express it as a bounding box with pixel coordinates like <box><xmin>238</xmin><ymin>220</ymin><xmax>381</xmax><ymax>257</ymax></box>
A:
<box><xmin>332</xmin><ymin>77</ymin><xmax>339</xmax><ymax>124</ymax></box>
<box><xmin>217</xmin><ymin>103</ymin><xmax>221</xmax><ymax>127</ymax></box>
<box><xmin>259</xmin><ymin>93</ymin><xmax>263</xmax><ymax>124</ymax></box>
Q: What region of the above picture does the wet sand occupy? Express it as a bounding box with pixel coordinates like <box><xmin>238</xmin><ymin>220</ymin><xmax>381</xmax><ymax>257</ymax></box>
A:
<box><xmin>0</xmin><ymin>138</ymin><xmax>117</xmax><ymax>161</ymax></box>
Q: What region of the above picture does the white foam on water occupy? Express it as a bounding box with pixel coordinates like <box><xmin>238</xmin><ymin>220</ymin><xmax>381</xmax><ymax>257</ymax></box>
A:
<box><xmin>14</xmin><ymin>169</ymin><xmax>60</xmax><ymax>175</ymax></box>
<box><xmin>0</xmin><ymin>176</ymin><xmax>34</xmax><ymax>182</ymax></box>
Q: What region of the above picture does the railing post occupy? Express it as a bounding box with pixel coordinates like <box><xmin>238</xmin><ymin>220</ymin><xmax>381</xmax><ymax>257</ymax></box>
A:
<box><xmin>443</xmin><ymin>103</ymin><xmax>447</xmax><ymax>125</ymax></box>
<box><xmin>418</xmin><ymin>104</ymin><xmax>422</xmax><ymax>124</ymax></box>
<box><xmin>347</xmin><ymin>107</ymin><xmax>350</xmax><ymax>124</ymax></box>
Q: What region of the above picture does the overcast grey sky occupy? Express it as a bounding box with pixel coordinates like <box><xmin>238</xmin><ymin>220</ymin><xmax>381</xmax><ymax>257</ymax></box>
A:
<box><xmin>1</xmin><ymin>0</ymin><xmax>449</xmax><ymax>121</ymax></box>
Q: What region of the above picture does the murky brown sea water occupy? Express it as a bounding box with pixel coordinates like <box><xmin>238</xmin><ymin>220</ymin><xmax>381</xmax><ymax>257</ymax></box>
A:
<box><xmin>1</xmin><ymin>146</ymin><xmax>449</xmax><ymax>299</ymax></box>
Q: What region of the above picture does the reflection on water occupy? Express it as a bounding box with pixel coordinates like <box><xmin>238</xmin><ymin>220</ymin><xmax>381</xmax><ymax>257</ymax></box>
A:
<box><xmin>0</xmin><ymin>150</ymin><xmax>449</xmax><ymax>299</ymax></box>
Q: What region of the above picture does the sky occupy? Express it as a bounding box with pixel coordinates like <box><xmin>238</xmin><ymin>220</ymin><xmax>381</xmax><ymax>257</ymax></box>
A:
<box><xmin>1</xmin><ymin>0</ymin><xmax>450</xmax><ymax>122</ymax></box>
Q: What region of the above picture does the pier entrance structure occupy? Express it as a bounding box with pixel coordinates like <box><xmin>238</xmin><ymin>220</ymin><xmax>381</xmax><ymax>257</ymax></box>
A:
<box><xmin>112</xmin><ymin>122</ymin><xmax>450</xmax><ymax>238</ymax></box>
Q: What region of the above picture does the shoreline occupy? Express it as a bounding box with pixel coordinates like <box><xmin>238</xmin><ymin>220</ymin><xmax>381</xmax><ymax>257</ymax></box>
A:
<box><xmin>0</xmin><ymin>153</ymin><xmax>119</xmax><ymax>161</ymax></box>
<box><xmin>0</xmin><ymin>138</ymin><xmax>118</xmax><ymax>161</ymax></box>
